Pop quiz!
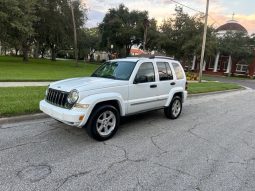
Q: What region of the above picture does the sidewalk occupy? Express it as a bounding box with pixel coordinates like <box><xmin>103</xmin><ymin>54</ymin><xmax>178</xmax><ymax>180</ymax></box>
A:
<box><xmin>0</xmin><ymin>82</ymin><xmax>51</xmax><ymax>87</ymax></box>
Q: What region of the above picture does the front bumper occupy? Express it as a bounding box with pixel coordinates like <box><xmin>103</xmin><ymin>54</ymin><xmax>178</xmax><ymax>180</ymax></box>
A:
<box><xmin>39</xmin><ymin>100</ymin><xmax>88</xmax><ymax>127</ymax></box>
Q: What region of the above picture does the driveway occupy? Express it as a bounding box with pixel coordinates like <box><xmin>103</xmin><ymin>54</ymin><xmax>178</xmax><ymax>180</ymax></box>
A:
<box><xmin>1</xmin><ymin>89</ymin><xmax>255</xmax><ymax>191</ymax></box>
<box><xmin>205</xmin><ymin>75</ymin><xmax>255</xmax><ymax>89</ymax></box>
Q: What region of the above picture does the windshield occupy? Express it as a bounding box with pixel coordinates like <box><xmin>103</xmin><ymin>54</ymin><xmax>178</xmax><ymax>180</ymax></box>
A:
<box><xmin>91</xmin><ymin>61</ymin><xmax>137</xmax><ymax>80</ymax></box>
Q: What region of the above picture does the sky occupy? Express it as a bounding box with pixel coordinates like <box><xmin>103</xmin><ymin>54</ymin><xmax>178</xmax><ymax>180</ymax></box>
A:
<box><xmin>84</xmin><ymin>0</ymin><xmax>255</xmax><ymax>34</ymax></box>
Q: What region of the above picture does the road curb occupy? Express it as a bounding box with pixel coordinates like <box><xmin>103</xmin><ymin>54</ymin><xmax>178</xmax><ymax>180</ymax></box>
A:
<box><xmin>0</xmin><ymin>113</ymin><xmax>49</xmax><ymax>125</ymax></box>
<box><xmin>188</xmin><ymin>86</ymin><xmax>248</xmax><ymax>97</ymax></box>
<box><xmin>0</xmin><ymin>87</ymin><xmax>251</xmax><ymax>125</ymax></box>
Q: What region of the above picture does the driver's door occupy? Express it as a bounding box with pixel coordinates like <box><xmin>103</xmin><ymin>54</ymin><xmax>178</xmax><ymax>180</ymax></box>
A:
<box><xmin>127</xmin><ymin>62</ymin><xmax>159</xmax><ymax>114</ymax></box>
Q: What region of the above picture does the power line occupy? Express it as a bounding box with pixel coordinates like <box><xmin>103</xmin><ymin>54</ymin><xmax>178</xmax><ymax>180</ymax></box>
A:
<box><xmin>168</xmin><ymin>0</ymin><xmax>222</xmax><ymax>26</ymax></box>
<box><xmin>169</xmin><ymin>0</ymin><xmax>204</xmax><ymax>14</ymax></box>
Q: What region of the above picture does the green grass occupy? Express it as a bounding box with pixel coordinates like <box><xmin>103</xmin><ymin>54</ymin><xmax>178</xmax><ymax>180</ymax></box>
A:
<box><xmin>0</xmin><ymin>56</ymin><xmax>99</xmax><ymax>81</ymax></box>
<box><xmin>188</xmin><ymin>82</ymin><xmax>242</xmax><ymax>94</ymax></box>
<box><xmin>203</xmin><ymin>75</ymin><xmax>254</xmax><ymax>81</ymax></box>
<box><xmin>0</xmin><ymin>86</ymin><xmax>46</xmax><ymax>117</ymax></box>
<box><xmin>0</xmin><ymin>82</ymin><xmax>242</xmax><ymax>117</ymax></box>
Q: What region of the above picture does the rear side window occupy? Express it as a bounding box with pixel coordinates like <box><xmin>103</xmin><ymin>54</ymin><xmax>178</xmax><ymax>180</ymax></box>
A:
<box><xmin>172</xmin><ymin>62</ymin><xmax>184</xmax><ymax>80</ymax></box>
<box><xmin>156</xmin><ymin>62</ymin><xmax>173</xmax><ymax>81</ymax></box>
<box><xmin>135</xmin><ymin>62</ymin><xmax>155</xmax><ymax>83</ymax></box>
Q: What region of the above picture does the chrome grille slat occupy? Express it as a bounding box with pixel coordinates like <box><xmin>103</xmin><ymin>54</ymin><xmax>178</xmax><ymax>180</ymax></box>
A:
<box><xmin>50</xmin><ymin>90</ymin><xmax>55</xmax><ymax>102</ymax></box>
<box><xmin>46</xmin><ymin>88</ymin><xmax>70</xmax><ymax>108</ymax></box>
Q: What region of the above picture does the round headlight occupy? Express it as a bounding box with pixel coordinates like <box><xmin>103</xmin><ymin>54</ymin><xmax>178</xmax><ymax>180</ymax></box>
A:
<box><xmin>67</xmin><ymin>89</ymin><xmax>79</xmax><ymax>104</ymax></box>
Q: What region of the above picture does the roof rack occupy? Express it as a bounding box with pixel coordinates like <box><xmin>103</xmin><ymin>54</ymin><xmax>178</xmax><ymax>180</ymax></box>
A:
<box><xmin>149</xmin><ymin>55</ymin><xmax>174</xmax><ymax>60</ymax></box>
<box><xmin>126</xmin><ymin>55</ymin><xmax>175</xmax><ymax>60</ymax></box>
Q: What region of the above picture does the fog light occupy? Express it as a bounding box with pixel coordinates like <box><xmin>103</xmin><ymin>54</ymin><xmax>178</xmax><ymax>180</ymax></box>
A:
<box><xmin>79</xmin><ymin>115</ymin><xmax>85</xmax><ymax>121</ymax></box>
<box><xmin>74</xmin><ymin>103</ymin><xmax>90</xmax><ymax>109</ymax></box>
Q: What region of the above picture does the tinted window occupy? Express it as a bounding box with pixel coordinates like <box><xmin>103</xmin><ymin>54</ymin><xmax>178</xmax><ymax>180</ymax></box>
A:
<box><xmin>135</xmin><ymin>62</ymin><xmax>155</xmax><ymax>83</ymax></box>
<box><xmin>156</xmin><ymin>62</ymin><xmax>173</xmax><ymax>81</ymax></box>
<box><xmin>172</xmin><ymin>62</ymin><xmax>184</xmax><ymax>79</ymax></box>
<box><xmin>91</xmin><ymin>61</ymin><xmax>136</xmax><ymax>80</ymax></box>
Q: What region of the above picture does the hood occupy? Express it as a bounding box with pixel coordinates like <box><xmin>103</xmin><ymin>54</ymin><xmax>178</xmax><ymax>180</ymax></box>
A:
<box><xmin>50</xmin><ymin>77</ymin><xmax>129</xmax><ymax>92</ymax></box>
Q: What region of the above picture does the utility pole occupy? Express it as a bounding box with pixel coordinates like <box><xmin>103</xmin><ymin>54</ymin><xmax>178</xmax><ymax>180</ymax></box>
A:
<box><xmin>70</xmin><ymin>1</ymin><xmax>78</xmax><ymax>66</ymax></box>
<box><xmin>198</xmin><ymin>0</ymin><xmax>209</xmax><ymax>82</ymax></box>
<box><xmin>143</xmin><ymin>19</ymin><xmax>149</xmax><ymax>52</ymax></box>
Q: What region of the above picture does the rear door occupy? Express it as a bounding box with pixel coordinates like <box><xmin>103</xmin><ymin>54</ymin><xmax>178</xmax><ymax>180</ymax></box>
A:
<box><xmin>128</xmin><ymin>61</ymin><xmax>159</xmax><ymax>114</ymax></box>
<box><xmin>156</xmin><ymin>61</ymin><xmax>175</xmax><ymax>106</ymax></box>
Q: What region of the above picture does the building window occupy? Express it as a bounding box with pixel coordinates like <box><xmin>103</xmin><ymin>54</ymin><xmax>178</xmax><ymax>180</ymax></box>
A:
<box><xmin>236</xmin><ymin>64</ymin><xmax>248</xmax><ymax>72</ymax></box>
<box><xmin>223</xmin><ymin>61</ymin><xmax>228</xmax><ymax>71</ymax></box>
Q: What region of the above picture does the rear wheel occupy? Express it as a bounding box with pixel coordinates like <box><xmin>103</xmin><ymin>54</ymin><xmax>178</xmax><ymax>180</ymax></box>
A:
<box><xmin>164</xmin><ymin>96</ymin><xmax>182</xmax><ymax>119</ymax></box>
<box><xmin>86</xmin><ymin>105</ymin><xmax>120</xmax><ymax>141</ymax></box>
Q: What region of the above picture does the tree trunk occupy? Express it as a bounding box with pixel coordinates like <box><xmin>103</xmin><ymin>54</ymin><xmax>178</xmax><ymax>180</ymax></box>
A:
<box><xmin>41</xmin><ymin>50</ymin><xmax>44</xmax><ymax>59</ymax></box>
<box><xmin>33</xmin><ymin>42</ymin><xmax>39</xmax><ymax>59</ymax></box>
<box><xmin>22</xmin><ymin>43</ymin><xmax>29</xmax><ymax>62</ymax></box>
<box><xmin>15</xmin><ymin>48</ymin><xmax>19</xmax><ymax>56</ymax></box>
<box><xmin>51</xmin><ymin>47</ymin><xmax>57</xmax><ymax>61</ymax></box>
<box><xmin>4</xmin><ymin>47</ymin><xmax>7</xmax><ymax>56</ymax></box>
<box><xmin>125</xmin><ymin>45</ymin><xmax>131</xmax><ymax>57</ymax></box>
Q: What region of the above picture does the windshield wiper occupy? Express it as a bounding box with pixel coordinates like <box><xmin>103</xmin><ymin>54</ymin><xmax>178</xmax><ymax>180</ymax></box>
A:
<box><xmin>91</xmin><ymin>73</ymin><xmax>98</xmax><ymax>77</ymax></box>
<box><xmin>102</xmin><ymin>75</ymin><xmax>116</xmax><ymax>79</ymax></box>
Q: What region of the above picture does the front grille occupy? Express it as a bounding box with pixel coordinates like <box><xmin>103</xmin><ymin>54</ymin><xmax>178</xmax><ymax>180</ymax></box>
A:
<box><xmin>46</xmin><ymin>88</ymin><xmax>71</xmax><ymax>109</ymax></box>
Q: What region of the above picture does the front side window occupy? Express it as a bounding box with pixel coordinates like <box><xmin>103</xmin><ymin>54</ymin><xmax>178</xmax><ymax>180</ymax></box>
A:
<box><xmin>134</xmin><ymin>62</ymin><xmax>155</xmax><ymax>83</ymax></box>
<box><xmin>156</xmin><ymin>62</ymin><xmax>173</xmax><ymax>81</ymax></box>
<box><xmin>172</xmin><ymin>62</ymin><xmax>184</xmax><ymax>80</ymax></box>
<box><xmin>92</xmin><ymin>61</ymin><xmax>136</xmax><ymax>80</ymax></box>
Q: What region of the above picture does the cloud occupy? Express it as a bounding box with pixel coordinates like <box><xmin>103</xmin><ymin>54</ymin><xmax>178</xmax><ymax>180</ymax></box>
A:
<box><xmin>86</xmin><ymin>9</ymin><xmax>105</xmax><ymax>27</ymax></box>
<box><xmin>83</xmin><ymin>0</ymin><xmax>255</xmax><ymax>34</ymax></box>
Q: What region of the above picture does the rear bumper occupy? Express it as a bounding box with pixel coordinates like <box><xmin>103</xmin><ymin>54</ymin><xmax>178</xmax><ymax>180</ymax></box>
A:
<box><xmin>183</xmin><ymin>91</ymin><xmax>188</xmax><ymax>102</ymax></box>
<box><xmin>39</xmin><ymin>100</ymin><xmax>88</xmax><ymax>127</ymax></box>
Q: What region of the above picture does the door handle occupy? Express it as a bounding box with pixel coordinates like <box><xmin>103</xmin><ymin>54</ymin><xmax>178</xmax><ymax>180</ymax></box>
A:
<box><xmin>150</xmin><ymin>84</ymin><xmax>157</xmax><ymax>88</ymax></box>
<box><xmin>170</xmin><ymin>82</ymin><xmax>176</xmax><ymax>86</ymax></box>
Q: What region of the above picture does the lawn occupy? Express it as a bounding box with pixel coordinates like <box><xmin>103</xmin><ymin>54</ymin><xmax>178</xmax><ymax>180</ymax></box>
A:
<box><xmin>0</xmin><ymin>82</ymin><xmax>242</xmax><ymax>117</ymax></box>
<box><xmin>188</xmin><ymin>82</ymin><xmax>242</xmax><ymax>94</ymax></box>
<box><xmin>0</xmin><ymin>56</ymin><xmax>100</xmax><ymax>81</ymax></box>
<box><xmin>0</xmin><ymin>86</ymin><xmax>46</xmax><ymax>117</ymax></box>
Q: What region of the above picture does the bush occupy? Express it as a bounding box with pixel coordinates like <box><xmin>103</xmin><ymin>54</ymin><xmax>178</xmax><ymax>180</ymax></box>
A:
<box><xmin>186</xmin><ymin>72</ymin><xmax>198</xmax><ymax>81</ymax></box>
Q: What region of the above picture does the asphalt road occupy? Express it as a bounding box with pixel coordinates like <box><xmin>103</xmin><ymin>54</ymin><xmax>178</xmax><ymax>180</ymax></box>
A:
<box><xmin>205</xmin><ymin>75</ymin><xmax>255</xmax><ymax>90</ymax></box>
<box><xmin>1</xmin><ymin>89</ymin><xmax>255</xmax><ymax>191</ymax></box>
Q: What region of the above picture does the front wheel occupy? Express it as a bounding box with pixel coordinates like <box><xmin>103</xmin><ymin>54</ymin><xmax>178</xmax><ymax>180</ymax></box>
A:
<box><xmin>86</xmin><ymin>105</ymin><xmax>120</xmax><ymax>141</ymax></box>
<box><xmin>164</xmin><ymin>96</ymin><xmax>182</xmax><ymax>119</ymax></box>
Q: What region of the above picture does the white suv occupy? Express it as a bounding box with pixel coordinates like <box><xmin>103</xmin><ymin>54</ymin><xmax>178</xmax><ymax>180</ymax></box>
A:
<box><xmin>40</xmin><ymin>56</ymin><xmax>188</xmax><ymax>141</ymax></box>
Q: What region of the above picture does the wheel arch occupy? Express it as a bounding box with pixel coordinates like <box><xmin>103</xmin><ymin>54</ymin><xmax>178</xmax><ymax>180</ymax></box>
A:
<box><xmin>165</xmin><ymin>87</ymin><xmax>185</xmax><ymax>107</ymax></box>
<box><xmin>92</xmin><ymin>100</ymin><xmax>122</xmax><ymax>116</ymax></box>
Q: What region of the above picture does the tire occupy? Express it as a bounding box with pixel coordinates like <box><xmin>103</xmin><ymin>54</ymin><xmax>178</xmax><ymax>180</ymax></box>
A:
<box><xmin>164</xmin><ymin>96</ymin><xmax>182</xmax><ymax>119</ymax></box>
<box><xmin>86</xmin><ymin>105</ymin><xmax>120</xmax><ymax>141</ymax></box>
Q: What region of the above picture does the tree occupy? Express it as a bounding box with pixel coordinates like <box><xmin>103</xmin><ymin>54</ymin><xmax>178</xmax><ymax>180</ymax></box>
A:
<box><xmin>218</xmin><ymin>32</ymin><xmax>252</xmax><ymax>59</ymax></box>
<box><xmin>99</xmin><ymin>4</ymin><xmax>150</xmax><ymax>57</ymax></box>
<box><xmin>159</xmin><ymin>7</ymin><xmax>217</xmax><ymax>63</ymax></box>
<box><xmin>0</xmin><ymin>0</ymin><xmax>38</xmax><ymax>61</ymax></box>
<box><xmin>33</xmin><ymin>0</ymin><xmax>86</xmax><ymax>61</ymax></box>
<box><xmin>77</xmin><ymin>28</ymin><xmax>101</xmax><ymax>60</ymax></box>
